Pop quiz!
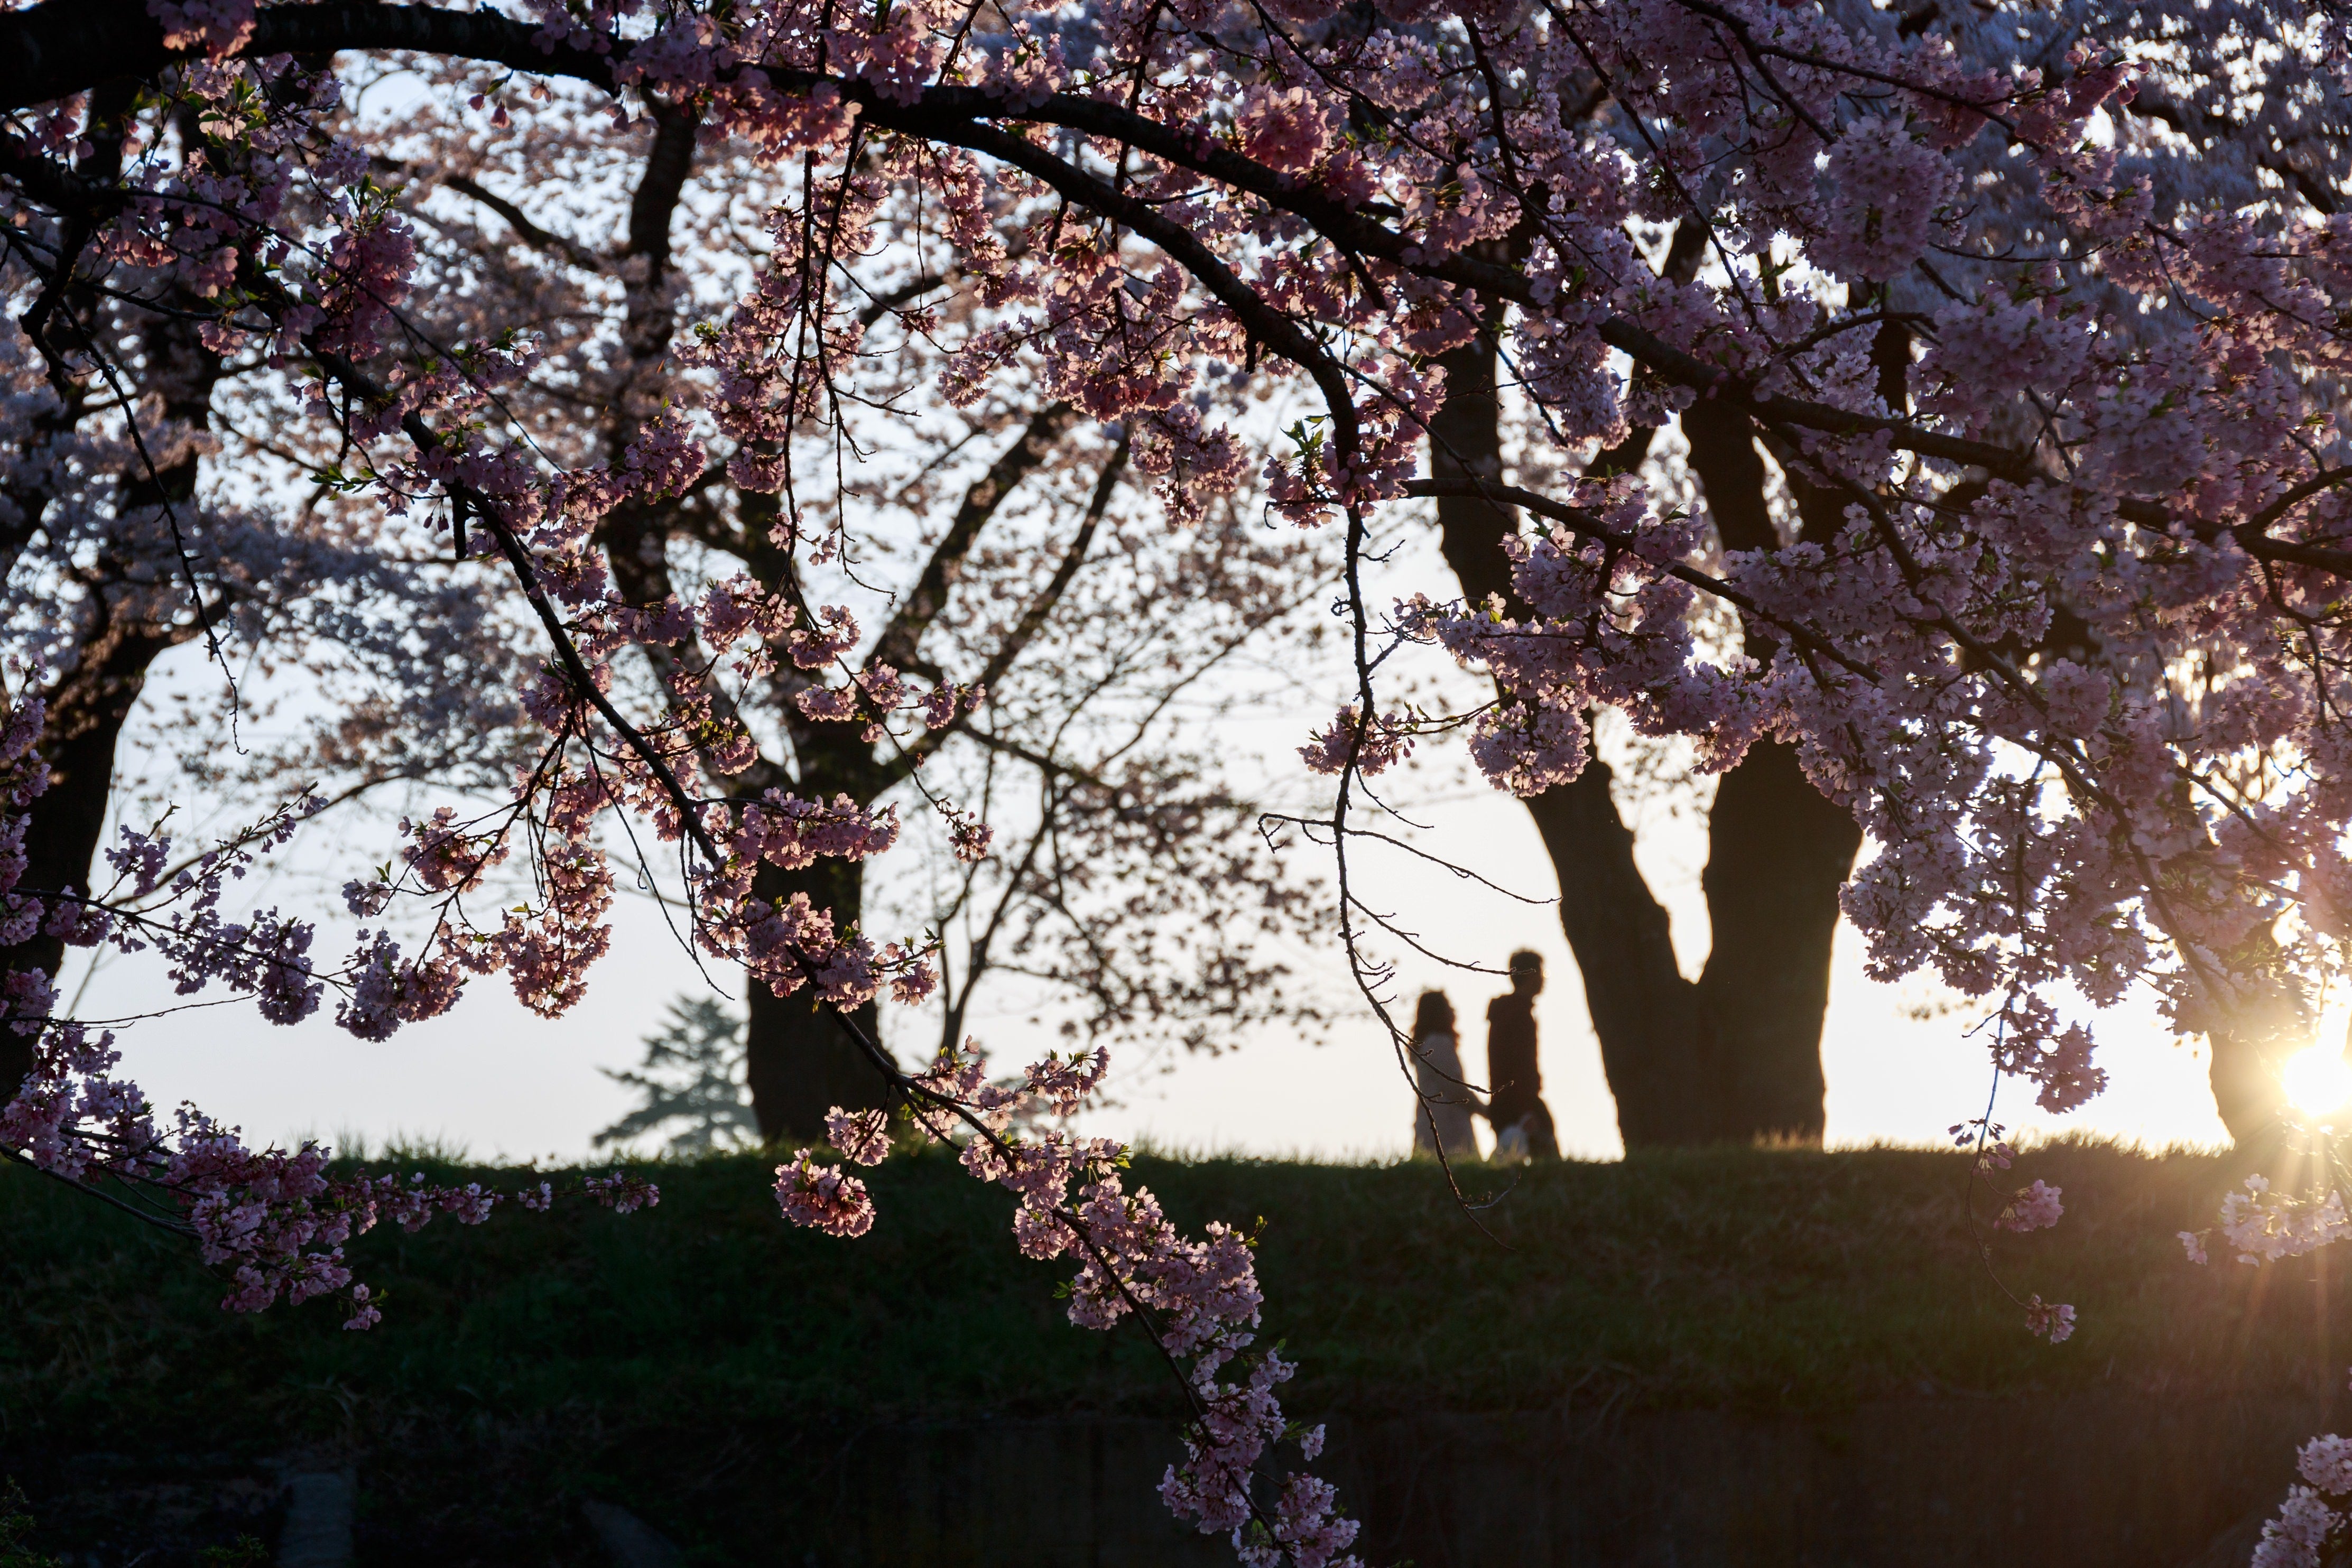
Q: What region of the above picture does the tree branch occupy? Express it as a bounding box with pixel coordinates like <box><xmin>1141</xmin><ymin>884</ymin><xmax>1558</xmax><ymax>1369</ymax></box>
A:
<box><xmin>868</xmin><ymin>400</ymin><xmax>1075</xmax><ymax>675</ymax></box>
<box><xmin>1404</xmin><ymin>476</ymin><xmax>1883</xmax><ymax>682</ymax></box>
<box><xmin>369</xmin><ymin>155</ymin><xmax>607</xmax><ymax>272</ymax></box>
<box><xmin>0</xmin><ymin>0</ymin><xmax>617</xmax><ymax>113</ymax></box>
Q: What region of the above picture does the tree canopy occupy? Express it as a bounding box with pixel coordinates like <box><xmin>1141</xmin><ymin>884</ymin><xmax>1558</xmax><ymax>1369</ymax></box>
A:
<box><xmin>3</xmin><ymin>0</ymin><xmax>2351</xmax><ymax>1561</ymax></box>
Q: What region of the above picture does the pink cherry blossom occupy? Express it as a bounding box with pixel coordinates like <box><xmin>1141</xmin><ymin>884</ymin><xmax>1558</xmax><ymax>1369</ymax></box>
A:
<box><xmin>1812</xmin><ymin>117</ymin><xmax>1959</xmax><ymax>284</ymax></box>
<box><xmin>1298</xmin><ymin>707</ymin><xmax>1413</xmax><ymax>778</ymax></box>
<box><xmin>2255</xmin><ymin>1488</ymin><xmax>2339</xmax><ymax>1568</ymax></box>
<box><xmin>2022</xmin><ymin>1296</ymin><xmax>2076</xmax><ymax>1344</ymax></box>
<box><xmin>825</xmin><ymin>1107</ymin><xmax>892</xmax><ymax>1166</ymax></box>
<box><xmin>2299</xmin><ymin>1435</ymin><xmax>2352</xmax><ymax>1497</ymax></box>
<box><xmin>1995</xmin><ymin>1180</ymin><xmax>2064</xmax><ymax>1234</ymax></box>
<box><xmin>773</xmin><ymin>1150</ymin><xmax>877</xmax><ymax>1237</ymax></box>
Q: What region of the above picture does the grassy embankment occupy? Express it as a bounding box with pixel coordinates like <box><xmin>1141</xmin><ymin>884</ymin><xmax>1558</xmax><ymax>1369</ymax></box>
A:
<box><xmin>11</xmin><ymin>1137</ymin><xmax>2347</xmax><ymax>1428</ymax></box>
<box><xmin>5</xmin><ymin>1137</ymin><xmax>2348</xmax><ymax>1557</ymax></box>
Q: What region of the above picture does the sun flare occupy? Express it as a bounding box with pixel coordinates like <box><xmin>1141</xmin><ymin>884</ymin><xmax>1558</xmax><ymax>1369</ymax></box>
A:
<box><xmin>2283</xmin><ymin>1047</ymin><xmax>2352</xmax><ymax>1116</ymax></box>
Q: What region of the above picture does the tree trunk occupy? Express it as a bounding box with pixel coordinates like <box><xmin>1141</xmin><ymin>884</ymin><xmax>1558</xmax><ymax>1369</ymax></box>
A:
<box><xmin>1689</xmin><ymin>739</ymin><xmax>1858</xmax><ymax>1142</ymax></box>
<box><xmin>1676</xmin><ymin>398</ymin><xmax>1863</xmax><ymax>1144</ymax></box>
<box><xmin>2209</xmin><ymin>1023</ymin><xmax>2291</xmax><ymax>1148</ymax></box>
<box><xmin>3</xmin><ymin>240</ymin><xmax>216</xmax><ymax>1102</ymax></box>
<box><xmin>2202</xmin><ymin>962</ymin><xmax>2302</xmax><ymax>1147</ymax></box>
<box><xmin>0</xmin><ymin>620</ymin><xmax>180</xmax><ymax>1099</ymax></box>
<box><xmin>1429</xmin><ymin>335</ymin><xmax>1860</xmax><ymax>1149</ymax></box>
<box><xmin>742</xmin><ymin>853</ymin><xmax>890</xmax><ymax>1144</ymax></box>
<box><xmin>1515</xmin><ymin>762</ymin><xmax>1700</xmax><ymax>1146</ymax></box>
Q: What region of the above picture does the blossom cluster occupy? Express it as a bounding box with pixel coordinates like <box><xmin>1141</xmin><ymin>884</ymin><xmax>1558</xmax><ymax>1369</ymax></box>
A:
<box><xmin>2249</xmin><ymin>1434</ymin><xmax>2352</xmax><ymax>1568</ymax></box>
<box><xmin>1297</xmin><ymin>706</ymin><xmax>1414</xmax><ymax>778</ymax></box>
<box><xmin>2181</xmin><ymin>1176</ymin><xmax>2352</xmax><ymax>1268</ymax></box>
<box><xmin>3</xmin><ymin>1009</ymin><xmax>659</xmax><ymax>1328</ymax></box>
<box><xmin>2021</xmin><ymin>1296</ymin><xmax>2076</xmax><ymax>1345</ymax></box>
<box><xmin>1994</xmin><ymin>1180</ymin><xmax>2064</xmax><ymax>1235</ymax></box>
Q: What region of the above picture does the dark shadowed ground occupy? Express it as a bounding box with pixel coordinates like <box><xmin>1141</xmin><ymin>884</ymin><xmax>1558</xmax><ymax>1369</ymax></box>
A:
<box><xmin>4</xmin><ymin>1139</ymin><xmax>2342</xmax><ymax>1564</ymax></box>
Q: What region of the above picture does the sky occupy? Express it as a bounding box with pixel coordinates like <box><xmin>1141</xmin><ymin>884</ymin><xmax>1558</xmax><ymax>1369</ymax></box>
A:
<box><xmin>71</xmin><ymin>754</ymin><xmax>2236</xmax><ymax>1166</ymax></box>
<box><xmin>70</xmin><ymin>520</ymin><xmax>2245</xmax><ymax>1171</ymax></box>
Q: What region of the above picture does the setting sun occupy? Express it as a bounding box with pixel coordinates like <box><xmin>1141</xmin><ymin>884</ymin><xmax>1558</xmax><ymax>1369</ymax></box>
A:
<box><xmin>2283</xmin><ymin>1046</ymin><xmax>2352</xmax><ymax>1115</ymax></box>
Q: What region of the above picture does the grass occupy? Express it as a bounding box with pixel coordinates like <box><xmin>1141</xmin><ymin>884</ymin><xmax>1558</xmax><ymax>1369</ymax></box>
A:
<box><xmin>5</xmin><ymin>1137</ymin><xmax>2350</xmax><ymax>1560</ymax></box>
<box><xmin>10</xmin><ymin>1136</ymin><xmax>2349</xmax><ymax>1431</ymax></box>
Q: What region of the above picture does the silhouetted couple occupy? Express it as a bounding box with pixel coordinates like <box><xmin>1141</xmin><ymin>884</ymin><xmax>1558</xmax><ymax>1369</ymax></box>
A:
<box><xmin>1409</xmin><ymin>951</ymin><xmax>1561</xmax><ymax>1164</ymax></box>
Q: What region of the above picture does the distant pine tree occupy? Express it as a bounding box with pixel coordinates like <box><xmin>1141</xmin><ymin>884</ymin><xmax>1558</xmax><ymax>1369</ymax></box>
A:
<box><xmin>595</xmin><ymin>998</ymin><xmax>760</xmax><ymax>1154</ymax></box>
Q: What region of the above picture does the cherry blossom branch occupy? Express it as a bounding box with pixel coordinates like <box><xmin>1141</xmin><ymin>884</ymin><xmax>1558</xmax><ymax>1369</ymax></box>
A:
<box><xmin>305</xmin><ymin>349</ymin><xmax>725</xmax><ymax>868</ymax></box>
<box><xmin>1402</xmin><ymin>476</ymin><xmax>1883</xmax><ymax>682</ymax></box>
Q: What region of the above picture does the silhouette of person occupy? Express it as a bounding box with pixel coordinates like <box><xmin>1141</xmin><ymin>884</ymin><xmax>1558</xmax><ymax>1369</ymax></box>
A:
<box><xmin>1408</xmin><ymin>990</ymin><xmax>1481</xmax><ymax>1162</ymax></box>
<box><xmin>1487</xmin><ymin>951</ymin><xmax>1560</xmax><ymax>1161</ymax></box>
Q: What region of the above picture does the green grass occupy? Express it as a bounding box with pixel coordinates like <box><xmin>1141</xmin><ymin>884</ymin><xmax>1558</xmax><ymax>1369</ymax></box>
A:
<box><xmin>6</xmin><ymin>1135</ymin><xmax>2347</xmax><ymax>1451</ymax></box>
<box><xmin>13</xmin><ymin>1136</ymin><xmax>2352</xmax><ymax>1562</ymax></box>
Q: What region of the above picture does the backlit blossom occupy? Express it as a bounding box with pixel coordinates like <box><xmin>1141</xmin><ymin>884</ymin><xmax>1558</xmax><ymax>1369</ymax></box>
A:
<box><xmin>825</xmin><ymin>1107</ymin><xmax>891</xmax><ymax>1166</ymax></box>
<box><xmin>2023</xmin><ymin>1296</ymin><xmax>2076</xmax><ymax>1344</ymax></box>
<box><xmin>774</xmin><ymin>1151</ymin><xmax>877</xmax><ymax>1237</ymax></box>
<box><xmin>1995</xmin><ymin>1180</ymin><xmax>2064</xmax><ymax>1234</ymax></box>
<box><xmin>2254</xmin><ymin>1487</ymin><xmax>2338</xmax><ymax>1568</ymax></box>
<box><xmin>1812</xmin><ymin>117</ymin><xmax>1956</xmax><ymax>283</ymax></box>
<box><xmin>2216</xmin><ymin>1177</ymin><xmax>2352</xmax><ymax>1265</ymax></box>
<box><xmin>1298</xmin><ymin>706</ymin><xmax>1413</xmax><ymax>777</ymax></box>
<box><xmin>2300</xmin><ymin>1435</ymin><xmax>2352</xmax><ymax>1496</ymax></box>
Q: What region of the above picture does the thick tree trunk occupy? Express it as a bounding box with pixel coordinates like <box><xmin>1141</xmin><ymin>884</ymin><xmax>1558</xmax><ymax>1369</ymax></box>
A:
<box><xmin>1676</xmin><ymin>398</ymin><xmax>1863</xmax><ymax>1144</ymax></box>
<box><xmin>2202</xmin><ymin>962</ymin><xmax>2303</xmax><ymax>1147</ymax></box>
<box><xmin>2209</xmin><ymin>1025</ymin><xmax>2291</xmax><ymax>1148</ymax></box>
<box><xmin>741</xmin><ymin>853</ymin><xmax>890</xmax><ymax>1144</ymax></box>
<box><xmin>1689</xmin><ymin>740</ymin><xmax>1859</xmax><ymax>1142</ymax></box>
<box><xmin>1515</xmin><ymin>765</ymin><xmax>1700</xmax><ymax>1146</ymax></box>
<box><xmin>1430</xmin><ymin>335</ymin><xmax>1860</xmax><ymax>1148</ymax></box>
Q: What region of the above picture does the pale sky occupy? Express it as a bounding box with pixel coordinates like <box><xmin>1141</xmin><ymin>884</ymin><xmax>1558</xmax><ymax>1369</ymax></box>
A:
<box><xmin>70</xmin><ymin>762</ymin><xmax>2235</xmax><ymax>1165</ymax></box>
<box><xmin>67</xmin><ymin>519</ymin><xmax>2241</xmax><ymax>1167</ymax></box>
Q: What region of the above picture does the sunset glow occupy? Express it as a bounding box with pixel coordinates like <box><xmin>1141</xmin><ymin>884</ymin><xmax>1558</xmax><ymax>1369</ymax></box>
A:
<box><xmin>2283</xmin><ymin>1046</ymin><xmax>2352</xmax><ymax>1117</ymax></box>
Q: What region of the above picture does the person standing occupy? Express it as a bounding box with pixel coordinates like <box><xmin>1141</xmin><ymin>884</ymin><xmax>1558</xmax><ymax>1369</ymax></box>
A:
<box><xmin>1408</xmin><ymin>990</ymin><xmax>1482</xmax><ymax>1162</ymax></box>
<box><xmin>1487</xmin><ymin>951</ymin><xmax>1561</xmax><ymax>1161</ymax></box>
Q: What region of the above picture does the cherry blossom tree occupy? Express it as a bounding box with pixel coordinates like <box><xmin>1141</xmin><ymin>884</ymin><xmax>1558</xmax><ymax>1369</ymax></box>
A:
<box><xmin>4</xmin><ymin>0</ymin><xmax>2352</xmax><ymax>1560</ymax></box>
<box><xmin>0</xmin><ymin>9</ymin><xmax>1362</xmax><ymax>1557</ymax></box>
<box><xmin>316</xmin><ymin>70</ymin><xmax>1334</xmax><ymax>1138</ymax></box>
<box><xmin>1425</xmin><ymin>261</ymin><xmax>1866</xmax><ymax>1149</ymax></box>
<box><xmin>1405</xmin><ymin>0</ymin><xmax>2347</xmax><ymax>1149</ymax></box>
